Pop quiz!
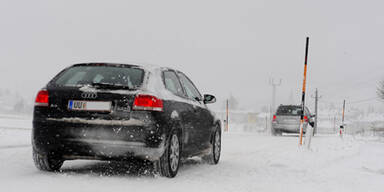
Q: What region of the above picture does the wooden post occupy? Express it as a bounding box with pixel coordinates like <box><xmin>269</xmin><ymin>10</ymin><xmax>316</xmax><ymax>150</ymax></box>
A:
<box><xmin>225</xmin><ymin>99</ymin><xmax>229</xmax><ymax>132</ymax></box>
<box><xmin>313</xmin><ymin>88</ymin><xmax>320</xmax><ymax>134</ymax></box>
<box><xmin>340</xmin><ymin>100</ymin><xmax>345</xmax><ymax>137</ymax></box>
<box><xmin>334</xmin><ymin>116</ymin><xmax>336</xmax><ymax>133</ymax></box>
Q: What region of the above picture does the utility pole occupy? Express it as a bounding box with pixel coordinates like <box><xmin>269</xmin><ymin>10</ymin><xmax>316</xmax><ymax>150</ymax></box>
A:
<box><xmin>333</xmin><ymin>116</ymin><xmax>336</xmax><ymax>133</ymax></box>
<box><xmin>311</xmin><ymin>88</ymin><xmax>322</xmax><ymax>135</ymax></box>
<box><xmin>265</xmin><ymin>115</ymin><xmax>268</xmax><ymax>132</ymax></box>
<box><xmin>269</xmin><ymin>78</ymin><xmax>281</xmax><ymax>135</ymax></box>
<box><xmin>270</xmin><ymin>78</ymin><xmax>282</xmax><ymax>113</ymax></box>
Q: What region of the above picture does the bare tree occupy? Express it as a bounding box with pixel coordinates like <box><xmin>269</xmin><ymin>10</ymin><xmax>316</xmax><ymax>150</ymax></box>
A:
<box><xmin>378</xmin><ymin>80</ymin><xmax>384</xmax><ymax>100</ymax></box>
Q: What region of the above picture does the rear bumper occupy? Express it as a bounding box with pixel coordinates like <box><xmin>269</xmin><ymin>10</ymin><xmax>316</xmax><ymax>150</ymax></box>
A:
<box><xmin>32</xmin><ymin>118</ymin><xmax>165</xmax><ymax>161</ymax></box>
<box><xmin>272</xmin><ymin>123</ymin><xmax>308</xmax><ymax>133</ymax></box>
<box><xmin>59</xmin><ymin>138</ymin><xmax>165</xmax><ymax>161</ymax></box>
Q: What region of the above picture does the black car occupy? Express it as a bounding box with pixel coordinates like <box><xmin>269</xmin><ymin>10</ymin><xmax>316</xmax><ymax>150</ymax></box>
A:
<box><xmin>32</xmin><ymin>63</ymin><xmax>221</xmax><ymax>178</ymax></box>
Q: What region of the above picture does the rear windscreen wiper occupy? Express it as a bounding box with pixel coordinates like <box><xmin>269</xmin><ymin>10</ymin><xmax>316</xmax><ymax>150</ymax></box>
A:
<box><xmin>91</xmin><ymin>82</ymin><xmax>134</xmax><ymax>90</ymax></box>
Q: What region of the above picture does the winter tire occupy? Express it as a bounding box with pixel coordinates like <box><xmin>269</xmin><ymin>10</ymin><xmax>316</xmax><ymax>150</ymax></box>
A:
<box><xmin>272</xmin><ymin>129</ymin><xmax>282</xmax><ymax>136</ymax></box>
<box><xmin>33</xmin><ymin>150</ymin><xmax>64</xmax><ymax>172</ymax></box>
<box><xmin>203</xmin><ymin>126</ymin><xmax>221</xmax><ymax>165</ymax></box>
<box><xmin>154</xmin><ymin>131</ymin><xmax>180</xmax><ymax>178</ymax></box>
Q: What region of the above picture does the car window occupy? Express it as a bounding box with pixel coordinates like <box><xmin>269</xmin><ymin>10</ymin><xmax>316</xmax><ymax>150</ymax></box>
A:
<box><xmin>276</xmin><ymin>106</ymin><xmax>302</xmax><ymax>116</ymax></box>
<box><xmin>54</xmin><ymin>65</ymin><xmax>144</xmax><ymax>89</ymax></box>
<box><xmin>163</xmin><ymin>71</ymin><xmax>184</xmax><ymax>96</ymax></box>
<box><xmin>177</xmin><ymin>72</ymin><xmax>202</xmax><ymax>101</ymax></box>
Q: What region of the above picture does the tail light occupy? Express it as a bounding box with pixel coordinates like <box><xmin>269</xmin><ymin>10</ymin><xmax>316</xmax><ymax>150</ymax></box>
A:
<box><xmin>133</xmin><ymin>94</ymin><xmax>163</xmax><ymax>112</ymax></box>
<box><xmin>304</xmin><ymin>115</ymin><xmax>308</xmax><ymax>122</ymax></box>
<box><xmin>272</xmin><ymin>115</ymin><xmax>276</xmax><ymax>122</ymax></box>
<box><xmin>35</xmin><ymin>90</ymin><xmax>49</xmax><ymax>107</ymax></box>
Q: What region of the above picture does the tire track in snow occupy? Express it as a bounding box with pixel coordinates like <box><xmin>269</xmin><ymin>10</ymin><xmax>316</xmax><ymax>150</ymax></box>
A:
<box><xmin>0</xmin><ymin>144</ymin><xmax>30</xmax><ymax>149</ymax></box>
<box><xmin>0</xmin><ymin>126</ymin><xmax>31</xmax><ymax>150</ymax></box>
<box><xmin>0</xmin><ymin>126</ymin><xmax>31</xmax><ymax>131</ymax></box>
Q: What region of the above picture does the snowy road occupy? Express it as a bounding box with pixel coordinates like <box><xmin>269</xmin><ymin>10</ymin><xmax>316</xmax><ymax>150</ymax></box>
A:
<box><xmin>0</xmin><ymin>117</ymin><xmax>384</xmax><ymax>192</ymax></box>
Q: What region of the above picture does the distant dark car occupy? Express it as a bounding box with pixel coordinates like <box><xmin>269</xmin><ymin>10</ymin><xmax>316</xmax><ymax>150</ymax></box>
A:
<box><xmin>32</xmin><ymin>63</ymin><xmax>221</xmax><ymax>178</ymax></box>
<box><xmin>271</xmin><ymin>105</ymin><xmax>314</xmax><ymax>136</ymax></box>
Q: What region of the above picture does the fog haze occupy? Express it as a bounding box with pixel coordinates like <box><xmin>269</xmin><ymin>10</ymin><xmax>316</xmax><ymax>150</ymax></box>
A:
<box><xmin>1</xmin><ymin>0</ymin><xmax>383</xmax><ymax>111</ymax></box>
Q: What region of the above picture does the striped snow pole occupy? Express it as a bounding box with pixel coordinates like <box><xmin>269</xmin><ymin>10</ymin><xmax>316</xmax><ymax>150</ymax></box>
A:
<box><xmin>340</xmin><ymin>100</ymin><xmax>345</xmax><ymax>137</ymax></box>
<box><xmin>299</xmin><ymin>37</ymin><xmax>310</xmax><ymax>146</ymax></box>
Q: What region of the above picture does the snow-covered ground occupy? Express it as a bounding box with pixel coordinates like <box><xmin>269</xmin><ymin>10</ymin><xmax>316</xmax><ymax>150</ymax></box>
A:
<box><xmin>0</xmin><ymin>115</ymin><xmax>383</xmax><ymax>192</ymax></box>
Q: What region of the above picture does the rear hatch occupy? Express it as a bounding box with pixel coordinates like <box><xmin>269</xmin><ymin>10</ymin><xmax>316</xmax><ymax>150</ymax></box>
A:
<box><xmin>45</xmin><ymin>64</ymin><xmax>144</xmax><ymax>120</ymax></box>
<box><xmin>48</xmin><ymin>86</ymin><xmax>136</xmax><ymax>120</ymax></box>
<box><xmin>275</xmin><ymin>105</ymin><xmax>302</xmax><ymax>125</ymax></box>
<box><xmin>275</xmin><ymin>115</ymin><xmax>300</xmax><ymax>125</ymax></box>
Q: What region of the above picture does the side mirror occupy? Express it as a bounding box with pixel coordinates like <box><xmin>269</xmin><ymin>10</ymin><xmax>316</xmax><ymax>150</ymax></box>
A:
<box><xmin>203</xmin><ymin>94</ymin><xmax>216</xmax><ymax>104</ymax></box>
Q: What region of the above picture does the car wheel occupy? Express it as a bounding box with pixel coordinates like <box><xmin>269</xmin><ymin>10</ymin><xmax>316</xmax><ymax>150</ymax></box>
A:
<box><xmin>272</xmin><ymin>129</ymin><xmax>281</xmax><ymax>136</ymax></box>
<box><xmin>33</xmin><ymin>150</ymin><xmax>64</xmax><ymax>171</ymax></box>
<box><xmin>203</xmin><ymin>126</ymin><xmax>221</xmax><ymax>165</ymax></box>
<box><xmin>155</xmin><ymin>131</ymin><xmax>180</xmax><ymax>178</ymax></box>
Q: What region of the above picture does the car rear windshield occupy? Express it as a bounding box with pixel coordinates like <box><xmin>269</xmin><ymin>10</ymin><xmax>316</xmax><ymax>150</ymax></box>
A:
<box><xmin>276</xmin><ymin>106</ymin><xmax>302</xmax><ymax>116</ymax></box>
<box><xmin>53</xmin><ymin>65</ymin><xmax>144</xmax><ymax>89</ymax></box>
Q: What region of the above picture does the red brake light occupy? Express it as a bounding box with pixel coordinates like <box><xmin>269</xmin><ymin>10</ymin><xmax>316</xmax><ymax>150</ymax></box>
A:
<box><xmin>272</xmin><ymin>115</ymin><xmax>276</xmax><ymax>121</ymax></box>
<box><xmin>133</xmin><ymin>94</ymin><xmax>163</xmax><ymax>112</ymax></box>
<box><xmin>35</xmin><ymin>90</ymin><xmax>49</xmax><ymax>107</ymax></box>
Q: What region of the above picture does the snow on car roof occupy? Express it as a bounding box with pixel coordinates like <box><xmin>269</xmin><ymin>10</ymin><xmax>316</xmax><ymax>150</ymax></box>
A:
<box><xmin>71</xmin><ymin>62</ymin><xmax>178</xmax><ymax>75</ymax></box>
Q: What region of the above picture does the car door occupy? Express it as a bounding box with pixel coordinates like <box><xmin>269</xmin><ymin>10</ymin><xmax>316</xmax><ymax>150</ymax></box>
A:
<box><xmin>177</xmin><ymin>72</ymin><xmax>213</xmax><ymax>152</ymax></box>
<box><xmin>162</xmin><ymin>70</ymin><xmax>198</xmax><ymax>154</ymax></box>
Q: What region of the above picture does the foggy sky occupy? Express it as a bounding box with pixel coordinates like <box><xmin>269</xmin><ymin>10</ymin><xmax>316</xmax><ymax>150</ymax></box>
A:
<box><xmin>1</xmin><ymin>0</ymin><xmax>383</xmax><ymax>111</ymax></box>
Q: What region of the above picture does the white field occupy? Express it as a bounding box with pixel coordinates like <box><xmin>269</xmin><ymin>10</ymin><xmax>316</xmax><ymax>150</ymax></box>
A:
<box><xmin>0</xmin><ymin>115</ymin><xmax>383</xmax><ymax>192</ymax></box>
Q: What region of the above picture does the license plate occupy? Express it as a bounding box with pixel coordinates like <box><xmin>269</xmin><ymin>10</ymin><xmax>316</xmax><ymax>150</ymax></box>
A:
<box><xmin>68</xmin><ymin>100</ymin><xmax>111</xmax><ymax>112</ymax></box>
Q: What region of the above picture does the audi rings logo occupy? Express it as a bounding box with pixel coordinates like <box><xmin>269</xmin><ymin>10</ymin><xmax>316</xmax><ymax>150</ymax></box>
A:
<box><xmin>81</xmin><ymin>92</ymin><xmax>97</xmax><ymax>99</ymax></box>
